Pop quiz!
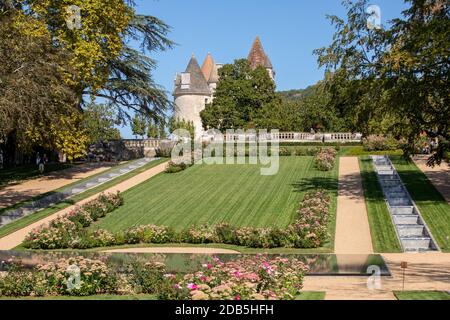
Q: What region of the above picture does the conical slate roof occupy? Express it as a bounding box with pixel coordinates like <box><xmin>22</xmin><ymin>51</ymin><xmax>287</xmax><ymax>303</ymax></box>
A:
<box><xmin>247</xmin><ymin>36</ymin><xmax>273</xmax><ymax>70</ymax></box>
<box><xmin>201</xmin><ymin>53</ymin><xmax>215</xmax><ymax>82</ymax></box>
<box><xmin>174</xmin><ymin>55</ymin><xmax>211</xmax><ymax>96</ymax></box>
<box><xmin>208</xmin><ymin>62</ymin><xmax>220</xmax><ymax>84</ymax></box>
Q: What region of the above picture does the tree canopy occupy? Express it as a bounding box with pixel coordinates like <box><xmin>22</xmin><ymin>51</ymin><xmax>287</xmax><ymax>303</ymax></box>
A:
<box><xmin>200</xmin><ymin>59</ymin><xmax>279</xmax><ymax>131</ymax></box>
<box><xmin>314</xmin><ymin>0</ymin><xmax>449</xmax><ymax>164</ymax></box>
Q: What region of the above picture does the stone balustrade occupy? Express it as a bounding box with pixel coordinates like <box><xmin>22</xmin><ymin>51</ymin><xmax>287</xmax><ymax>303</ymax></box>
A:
<box><xmin>213</xmin><ymin>132</ymin><xmax>362</xmax><ymax>143</ymax></box>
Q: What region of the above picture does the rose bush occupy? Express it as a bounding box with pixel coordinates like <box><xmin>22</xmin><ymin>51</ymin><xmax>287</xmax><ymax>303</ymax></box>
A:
<box><xmin>160</xmin><ymin>255</ymin><xmax>309</xmax><ymax>300</ymax></box>
<box><xmin>23</xmin><ymin>192</ymin><xmax>123</xmax><ymax>249</ymax></box>
<box><xmin>314</xmin><ymin>148</ymin><xmax>337</xmax><ymax>171</ymax></box>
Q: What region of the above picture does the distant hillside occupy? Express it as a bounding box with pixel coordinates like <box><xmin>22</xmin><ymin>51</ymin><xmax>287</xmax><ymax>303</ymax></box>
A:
<box><xmin>278</xmin><ymin>84</ymin><xmax>318</xmax><ymax>101</ymax></box>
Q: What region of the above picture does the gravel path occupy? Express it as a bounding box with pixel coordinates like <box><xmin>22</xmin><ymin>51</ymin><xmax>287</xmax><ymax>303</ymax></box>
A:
<box><xmin>0</xmin><ymin>163</ymin><xmax>116</xmax><ymax>209</ymax></box>
<box><xmin>0</xmin><ymin>161</ymin><xmax>168</xmax><ymax>250</ymax></box>
<box><xmin>303</xmin><ymin>252</ymin><xmax>450</xmax><ymax>300</ymax></box>
<box><xmin>334</xmin><ymin>157</ymin><xmax>374</xmax><ymax>254</ymax></box>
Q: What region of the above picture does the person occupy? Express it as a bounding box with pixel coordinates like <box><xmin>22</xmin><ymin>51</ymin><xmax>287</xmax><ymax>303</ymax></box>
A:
<box><xmin>43</xmin><ymin>153</ymin><xmax>48</xmax><ymax>164</ymax></box>
<box><xmin>36</xmin><ymin>153</ymin><xmax>44</xmax><ymax>174</ymax></box>
<box><xmin>0</xmin><ymin>150</ymin><xmax>3</xmax><ymax>169</ymax></box>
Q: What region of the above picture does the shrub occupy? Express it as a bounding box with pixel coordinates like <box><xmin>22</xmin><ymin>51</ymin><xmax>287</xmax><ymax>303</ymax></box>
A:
<box><xmin>363</xmin><ymin>135</ymin><xmax>399</xmax><ymax>151</ymax></box>
<box><xmin>23</xmin><ymin>192</ymin><xmax>124</xmax><ymax>250</ymax></box>
<box><xmin>37</xmin><ymin>257</ymin><xmax>118</xmax><ymax>296</ymax></box>
<box><xmin>0</xmin><ymin>262</ymin><xmax>38</xmax><ymax>297</ymax></box>
<box><xmin>161</xmin><ymin>255</ymin><xmax>309</xmax><ymax>300</ymax></box>
<box><xmin>214</xmin><ymin>223</ymin><xmax>237</xmax><ymax>244</ymax></box>
<box><xmin>127</xmin><ymin>261</ymin><xmax>167</xmax><ymax>295</ymax></box>
<box><xmin>123</xmin><ymin>225</ymin><xmax>175</xmax><ymax>244</ymax></box>
<box><xmin>182</xmin><ymin>225</ymin><xmax>217</xmax><ymax>244</ymax></box>
<box><xmin>314</xmin><ymin>148</ymin><xmax>337</xmax><ymax>171</ymax></box>
<box><xmin>165</xmin><ymin>161</ymin><xmax>190</xmax><ymax>173</ymax></box>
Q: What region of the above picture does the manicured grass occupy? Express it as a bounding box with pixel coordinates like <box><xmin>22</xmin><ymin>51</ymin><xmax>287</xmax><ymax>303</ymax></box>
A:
<box><xmin>0</xmin><ymin>162</ymin><xmax>75</xmax><ymax>188</ymax></box>
<box><xmin>359</xmin><ymin>157</ymin><xmax>402</xmax><ymax>253</ymax></box>
<box><xmin>391</xmin><ymin>156</ymin><xmax>450</xmax><ymax>252</ymax></box>
<box><xmin>394</xmin><ymin>291</ymin><xmax>450</xmax><ymax>300</ymax></box>
<box><xmin>0</xmin><ymin>158</ymin><xmax>168</xmax><ymax>239</ymax></box>
<box><xmin>296</xmin><ymin>292</ymin><xmax>326</xmax><ymax>300</ymax></box>
<box><xmin>339</xmin><ymin>146</ymin><xmax>403</xmax><ymax>157</ymax></box>
<box><xmin>94</xmin><ymin>157</ymin><xmax>338</xmax><ymax>250</ymax></box>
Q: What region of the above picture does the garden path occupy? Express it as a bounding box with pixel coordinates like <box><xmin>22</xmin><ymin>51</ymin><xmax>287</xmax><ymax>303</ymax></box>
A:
<box><xmin>413</xmin><ymin>156</ymin><xmax>450</xmax><ymax>204</ymax></box>
<box><xmin>334</xmin><ymin>157</ymin><xmax>374</xmax><ymax>254</ymax></box>
<box><xmin>0</xmin><ymin>161</ymin><xmax>169</xmax><ymax>250</ymax></box>
<box><xmin>0</xmin><ymin>162</ymin><xmax>116</xmax><ymax>209</ymax></box>
<box><xmin>303</xmin><ymin>252</ymin><xmax>450</xmax><ymax>300</ymax></box>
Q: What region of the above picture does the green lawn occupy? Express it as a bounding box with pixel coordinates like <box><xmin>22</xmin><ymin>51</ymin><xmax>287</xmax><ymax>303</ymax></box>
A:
<box><xmin>394</xmin><ymin>291</ymin><xmax>450</xmax><ymax>300</ymax></box>
<box><xmin>94</xmin><ymin>157</ymin><xmax>338</xmax><ymax>249</ymax></box>
<box><xmin>0</xmin><ymin>158</ymin><xmax>168</xmax><ymax>239</ymax></box>
<box><xmin>391</xmin><ymin>156</ymin><xmax>450</xmax><ymax>252</ymax></box>
<box><xmin>296</xmin><ymin>291</ymin><xmax>326</xmax><ymax>300</ymax></box>
<box><xmin>0</xmin><ymin>162</ymin><xmax>75</xmax><ymax>188</ymax></box>
<box><xmin>359</xmin><ymin>157</ymin><xmax>402</xmax><ymax>253</ymax></box>
<box><xmin>339</xmin><ymin>146</ymin><xmax>403</xmax><ymax>157</ymax></box>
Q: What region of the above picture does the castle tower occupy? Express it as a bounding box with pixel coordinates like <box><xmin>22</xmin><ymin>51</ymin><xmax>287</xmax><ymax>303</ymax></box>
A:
<box><xmin>247</xmin><ymin>36</ymin><xmax>275</xmax><ymax>80</ymax></box>
<box><xmin>174</xmin><ymin>54</ymin><xmax>212</xmax><ymax>138</ymax></box>
<box><xmin>201</xmin><ymin>53</ymin><xmax>221</xmax><ymax>92</ymax></box>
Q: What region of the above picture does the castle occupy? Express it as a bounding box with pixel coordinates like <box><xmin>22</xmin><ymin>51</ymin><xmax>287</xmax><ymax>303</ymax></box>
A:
<box><xmin>173</xmin><ymin>37</ymin><xmax>275</xmax><ymax>138</ymax></box>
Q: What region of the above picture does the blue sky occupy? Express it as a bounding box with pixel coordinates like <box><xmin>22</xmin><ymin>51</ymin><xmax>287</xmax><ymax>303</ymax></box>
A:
<box><xmin>119</xmin><ymin>0</ymin><xmax>408</xmax><ymax>138</ymax></box>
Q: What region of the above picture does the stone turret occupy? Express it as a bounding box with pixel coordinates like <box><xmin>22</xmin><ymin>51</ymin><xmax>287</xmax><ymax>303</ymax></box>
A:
<box><xmin>173</xmin><ymin>55</ymin><xmax>212</xmax><ymax>138</ymax></box>
<box><xmin>247</xmin><ymin>36</ymin><xmax>275</xmax><ymax>80</ymax></box>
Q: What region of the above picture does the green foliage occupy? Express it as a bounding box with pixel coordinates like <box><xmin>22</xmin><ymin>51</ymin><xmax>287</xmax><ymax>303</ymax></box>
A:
<box><xmin>131</xmin><ymin>114</ymin><xmax>147</xmax><ymax>138</ymax></box>
<box><xmin>315</xmin><ymin>0</ymin><xmax>450</xmax><ymax>165</ymax></box>
<box><xmin>200</xmin><ymin>59</ymin><xmax>279</xmax><ymax>130</ymax></box>
<box><xmin>169</xmin><ymin>117</ymin><xmax>195</xmax><ymax>139</ymax></box>
<box><xmin>83</xmin><ymin>103</ymin><xmax>121</xmax><ymax>144</ymax></box>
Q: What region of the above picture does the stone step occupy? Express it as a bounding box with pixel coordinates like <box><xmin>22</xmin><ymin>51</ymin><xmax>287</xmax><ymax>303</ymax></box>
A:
<box><xmin>380</xmin><ymin>180</ymin><xmax>401</xmax><ymax>187</ymax></box>
<box><xmin>378</xmin><ymin>174</ymin><xmax>398</xmax><ymax>180</ymax></box>
<box><xmin>393</xmin><ymin>214</ymin><xmax>419</xmax><ymax>225</ymax></box>
<box><xmin>376</xmin><ymin>165</ymin><xmax>394</xmax><ymax>171</ymax></box>
<box><xmin>383</xmin><ymin>186</ymin><xmax>405</xmax><ymax>193</ymax></box>
<box><xmin>390</xmin><ymin>206</ymin><xmax>414</xmax><ymax>215</ymax></box>
<box><xmin>397</xmin><ymin>225</ymin><xmax>425</xmax><ymax>237</ymax></box>
<box><xmin>388</xmin><ymin>198</ymin><xmax>412</xmax><ymax>206</ymax></box>
<box><xmin>401</xmin><ymin>237</ymin><xmax>431</xmax><ymax>251</ymax></box>
<box><xmin>378</xmin><ymin>170</ymin><xmax>395</xmax><ymax>176</ymax></box>
<box><xmin>387</xmin><ymin>192</ymin><xmax>408</xmax><ymax>198</ymax></box>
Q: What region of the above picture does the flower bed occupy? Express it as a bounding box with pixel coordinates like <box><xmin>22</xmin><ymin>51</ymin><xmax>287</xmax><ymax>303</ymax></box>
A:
<box><xmin>0</xmin><ymin>255</ymin><xmax>308</xmax><ymax>300</ymax></box>
<box><xmin>24</xmin><ymin>190</ymin><xmax>331</xmax><ymax>250</ymax></box>
<box><xmin>23</xmin><ymin>192</ymin><xmax>123</xmax><ymax>249</ymax></box>
<box><xmin>314</xmin><ymin>148</ymin><xmax>337</xmax><ymax>171</ymax></box>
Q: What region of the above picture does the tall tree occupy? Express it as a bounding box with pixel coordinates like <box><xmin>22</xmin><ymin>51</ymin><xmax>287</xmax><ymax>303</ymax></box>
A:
<box><xmin>131</xmin><ymin>114</ymin><xmax>147</xmax><ymax>139</ymax></box>
<box><xmin>314</xmin><ymin>0</ymin><xmax>449</xmax><ymax>165</ymax></box>
<box><xmin>82</xmin><ymin>103</ymin><xmax>121</xmax><ymax>144</ymax></box>
<box><xmin>200</xmin><ymin>59</ymin><xmax>279</xmax><ymax>131</ymax></box>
